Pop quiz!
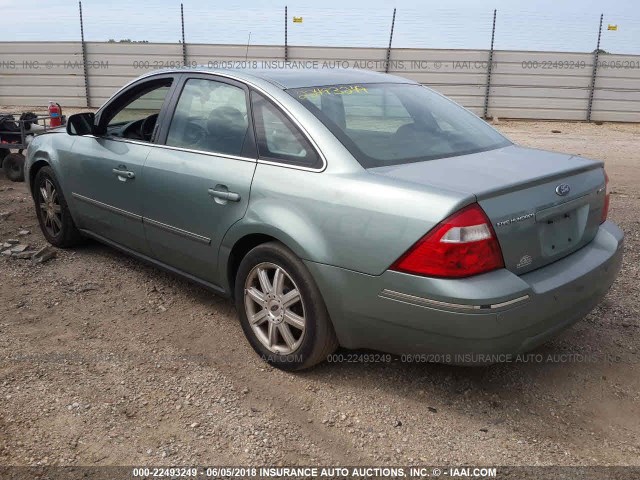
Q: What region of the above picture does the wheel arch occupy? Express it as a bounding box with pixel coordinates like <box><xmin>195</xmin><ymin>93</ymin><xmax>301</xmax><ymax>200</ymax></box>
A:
<box><xmin>224</xmin><ymin>232</ymin><xmax>278</xmax><ymax>299</ymax></box>
<box><xmin>29</xmin><ymin>159</ymin><xmax>51</xmax><ymax>197</ymax></box>
<box><xmin>220</xmin><ymin>217</ymin><xmax>330</xmax><ymax>299</ymax></box>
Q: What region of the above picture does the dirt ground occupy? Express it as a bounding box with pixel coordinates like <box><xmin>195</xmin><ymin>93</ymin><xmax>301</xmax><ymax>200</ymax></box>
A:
<box><xmin>0</xmin><ymin>120</ymin><xmax>639</xmax><ymax>468</ymax></box>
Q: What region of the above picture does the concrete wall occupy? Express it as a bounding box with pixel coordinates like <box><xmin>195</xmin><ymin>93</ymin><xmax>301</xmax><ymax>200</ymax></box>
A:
<box><xmin>1</xmin><ymin>41</ymin><xmax>639</xmax><ymax>122</ymax></box>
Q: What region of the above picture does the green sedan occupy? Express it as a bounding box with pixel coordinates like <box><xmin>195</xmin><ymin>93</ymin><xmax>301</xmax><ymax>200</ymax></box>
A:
<box><xmin>25</xmin><ymin>68</ymin><xmax>623</xmax><ymax>370</ymax></box>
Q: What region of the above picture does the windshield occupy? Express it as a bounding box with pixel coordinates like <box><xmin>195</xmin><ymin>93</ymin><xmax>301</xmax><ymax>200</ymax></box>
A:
<box><xmin>287</xmin><ymin>83</ymin><xmax>511</xmax><ymax>168</ymax></box>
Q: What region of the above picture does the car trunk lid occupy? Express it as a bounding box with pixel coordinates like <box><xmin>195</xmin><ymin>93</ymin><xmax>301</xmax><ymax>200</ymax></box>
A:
<box><xmin>369</xmin><ymin>145</ymin><xmax>607</xmax><ymax>274</ymax></box>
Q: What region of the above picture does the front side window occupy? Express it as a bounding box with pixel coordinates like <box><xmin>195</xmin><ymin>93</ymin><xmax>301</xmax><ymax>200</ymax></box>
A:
<box><xmin>166</xmin><ymin>78</ymin><xmax>250</xmax><ymax>157</ymax></box>
<box><xmin>288</xmin><ymin>83</ymin><xmax>511</xmax><ymax>168</ymax></box>
<box><xmin>251</xmin><ymin>92</ymin><xmax>320</xmax><ymax>168</ymax></box>
<box><xmin>103</xmin><ymin>79</ymin><xmax>173</xmax><ymax>141</ymax></box>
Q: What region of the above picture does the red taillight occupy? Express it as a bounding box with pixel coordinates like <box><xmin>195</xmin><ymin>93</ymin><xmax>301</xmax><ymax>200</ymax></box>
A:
<box><xmin>391</xmin><ymin>203</ymin><xmax>504</xmax><ymax>278</ymax></box>
<box><xmin>601</xmin><ymin>170</ymin><xmax>610</xmax><ymax>223</ymax></box>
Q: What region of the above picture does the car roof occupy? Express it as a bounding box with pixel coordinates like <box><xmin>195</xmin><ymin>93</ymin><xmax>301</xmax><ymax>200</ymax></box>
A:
<box><xmin>235</xmin><ymin>68</ymin><xmax>417</xmax><ymax>89</ymax></box>
<box><xmin>148</xmin><ymin>67</ymin><xmax>417</xmax><ymax>89</ymax></box>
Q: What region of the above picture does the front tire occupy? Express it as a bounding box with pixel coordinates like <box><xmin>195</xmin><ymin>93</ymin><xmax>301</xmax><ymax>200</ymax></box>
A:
<box><xmin>34</xmin><ymin>166</ymin><xmax>83</xmax><ymax>248</ymax></box>
<box><xmin>235</xmin><ymin>242</ymin><xmax>338</xmax><ymax>371</ymax></box>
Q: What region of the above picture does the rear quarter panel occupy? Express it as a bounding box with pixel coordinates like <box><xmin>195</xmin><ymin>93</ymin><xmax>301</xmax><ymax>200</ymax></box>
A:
<box><xmin>220</xmin><ymin>163</ymin><xmax>472</xmax><ymax>280</ymax></box>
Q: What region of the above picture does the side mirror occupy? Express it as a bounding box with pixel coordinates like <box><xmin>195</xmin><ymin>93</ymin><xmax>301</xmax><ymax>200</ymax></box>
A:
<box><xmin>66</xmin><ymin>113</ymin><xmax>105</xmax><ymax>136</ymax></box>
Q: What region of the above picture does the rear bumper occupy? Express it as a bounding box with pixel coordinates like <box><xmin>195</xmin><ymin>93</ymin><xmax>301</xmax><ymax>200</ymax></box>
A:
<box><xmin>305</xmin><ymin>221</ymin><xmax>623</xmax><ymax>360</ymax></box>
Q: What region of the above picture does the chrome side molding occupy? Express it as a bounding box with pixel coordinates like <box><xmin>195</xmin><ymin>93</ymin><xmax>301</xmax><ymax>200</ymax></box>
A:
<box><xmin>72</xmin><ymin>192</ymin><xmax>142</xmax><ymax>221</ymax></box>
<box><xmin>379</xmin><ymin>289</ymin><xmax>529</xmax><ymax>311</ymax></box>
<box><xmin>143</xmin><ymin>217</ymin><xmax>211</xmax><ymax>245</ymax></box>
<box><xmin>71</xmin><ymin>192</ymin><xmax>211</xmax><ymax>244</ymax></box>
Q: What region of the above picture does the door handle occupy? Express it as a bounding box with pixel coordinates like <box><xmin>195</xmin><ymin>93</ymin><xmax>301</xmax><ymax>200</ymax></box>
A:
<box><xmin>112</xmin><ymin>168</ymin><xmax>135</xmax><ymax>179</ymax></box>
<box><xmin>208</xmin><ymin>188</ymin><xmax>241</xmax><ymax>202</ymax></box>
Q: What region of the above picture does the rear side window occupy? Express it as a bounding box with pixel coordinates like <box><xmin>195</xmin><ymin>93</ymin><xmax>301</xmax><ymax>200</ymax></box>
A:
<box><xmin>166</xmin><ymin>78</ymin><xmax>250</xmax><ymax>157</ymax></box>
<box><xmin>250</xmin><ymin>92</ymin><xmax>321</xmax><ymax>169</ymax></box>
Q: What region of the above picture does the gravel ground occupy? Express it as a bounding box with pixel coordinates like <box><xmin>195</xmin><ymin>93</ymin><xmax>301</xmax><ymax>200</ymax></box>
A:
<box><xmin>0</xmin><ymin>120</ymin><xmax>639</xmax><ymax>467</ymax></box>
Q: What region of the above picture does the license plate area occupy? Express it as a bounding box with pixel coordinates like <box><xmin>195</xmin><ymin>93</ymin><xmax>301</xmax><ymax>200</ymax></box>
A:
<box><xmin>539</xmin><ymin>207</ymin><xmax>585</xmax><ymax>257</ymax></box>
<box><xmin>536</xmin><ymin>195</ymin><xmax>591</xmax><ymax>258</ymax></box>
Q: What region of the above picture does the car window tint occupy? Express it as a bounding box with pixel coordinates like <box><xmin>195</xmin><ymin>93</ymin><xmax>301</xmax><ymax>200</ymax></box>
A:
<box><xmin>108</xmin><ymin>84</ymin><xmax>171</xmax><ymax>127</ymax></box>
<box><xmin>251</xmin><ymin>92</ymin><xmax>320</xmax><ymax>168</ymax></box>
<box><xmin>342</xmin><ymin>89</ymin><xmax>413</xmax><ymax>133</ymax></box>
<box><xmin>166</xmin><ymin>78</ymin><xmax>249</xmax><ymax>156</ymax></box>
<box><xmin>289</xmin><ymin>83</ymin><xmax>510</xmax><ymax>168</ymax></box>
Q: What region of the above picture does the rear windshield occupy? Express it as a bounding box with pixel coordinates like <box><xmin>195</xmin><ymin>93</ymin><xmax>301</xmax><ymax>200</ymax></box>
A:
<box><xmin>287</xmin><ymin>83</ymin><xmax>511</xmax><ymax>168</ymax></box>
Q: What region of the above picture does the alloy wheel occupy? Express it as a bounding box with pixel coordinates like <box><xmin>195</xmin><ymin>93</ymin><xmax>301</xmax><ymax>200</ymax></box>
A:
<box><xmin>38</xmin><ymin>178</ymin><xmax>62</xmax><ymax>237</ymax></box>
<box><xmin>244</xmin><ymin>262</ymin><xmax>306</xmax><ymax>354</ymax></box>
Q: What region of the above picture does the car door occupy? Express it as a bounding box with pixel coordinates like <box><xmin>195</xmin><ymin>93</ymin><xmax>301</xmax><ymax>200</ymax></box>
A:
<box><xmin>140</xmin><ymin>75</ymin><xmax>257</xmax><ymax>285</ymax></box>
<box><xmin>67</xmin><ymin>74</ymin><xmax>177</xmax><ymax>255</ymax></box>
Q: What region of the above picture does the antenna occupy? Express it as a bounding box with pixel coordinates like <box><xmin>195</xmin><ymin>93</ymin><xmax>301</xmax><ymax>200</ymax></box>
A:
<box><xmin>245</xmin><ymin>32</ymin><xmax>252</xmax><ymax>61</ymax></box>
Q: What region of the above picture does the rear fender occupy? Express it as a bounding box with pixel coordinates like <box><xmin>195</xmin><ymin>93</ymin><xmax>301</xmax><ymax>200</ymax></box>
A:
<box><xmin>218</xmin><ymin>200</ymin><xmax>332</xmax><ymax>292</ymax></box>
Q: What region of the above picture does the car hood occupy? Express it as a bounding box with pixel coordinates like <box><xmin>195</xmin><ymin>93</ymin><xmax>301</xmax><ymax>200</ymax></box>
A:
<box><xmin>35</xmin><ymin>126</ymin><xmax>67</xmax><ymax>136</ymax></box>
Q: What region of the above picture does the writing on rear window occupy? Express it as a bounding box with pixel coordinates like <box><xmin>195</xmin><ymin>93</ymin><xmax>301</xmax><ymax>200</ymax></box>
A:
<box><xmin>297</xmin><ymin>85</ymin><xmax>368</xmax><ymax>100</ymax></box>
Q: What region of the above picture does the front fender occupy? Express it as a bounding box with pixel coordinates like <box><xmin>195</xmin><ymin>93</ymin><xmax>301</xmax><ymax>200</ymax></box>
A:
<box><xmin>26</xmin><ymin>132</ymin><xmax>81</xmax><ymax>229</ymax></box>
<box><xmin>25</xmin><ymin>132</ymin><xmax>75</xmax><ymax>196</ymax></box>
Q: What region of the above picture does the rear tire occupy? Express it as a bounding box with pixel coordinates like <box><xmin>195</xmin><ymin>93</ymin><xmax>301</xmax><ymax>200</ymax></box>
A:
<box><xmin>235</xmin><ymin>241</ymin><xmax>338</xmax><ymax>371</ymax></box>
<box><xmin>33</xmin><ymin>166</ymin><xmax>84</xmax><ymax>248</ymax></box>
<box><xmin>3</xmin><ymin>153</ymin><xmax>25</xmax><ymax>182</ymax></box>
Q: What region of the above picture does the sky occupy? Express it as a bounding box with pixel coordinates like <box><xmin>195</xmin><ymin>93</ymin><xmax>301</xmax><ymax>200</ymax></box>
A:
<box><xmin>2</xmin><ymin>0</ymin><xmax>639</xmax><ymax>53</ymax></box>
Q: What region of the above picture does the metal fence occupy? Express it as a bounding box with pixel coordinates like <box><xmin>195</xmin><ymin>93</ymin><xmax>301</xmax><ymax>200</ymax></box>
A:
<box><xmin>7</xmin><ymin>2</ymin><xmax>640</xmax><ymax>53</ymax></box>
<box><xmin>1</xmin><ymin>2</ymin><xmax>639</xmax><ymax>122</ymax></box>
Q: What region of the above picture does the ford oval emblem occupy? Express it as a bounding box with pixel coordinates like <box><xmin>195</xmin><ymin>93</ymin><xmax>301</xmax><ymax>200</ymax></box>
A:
<box><xmin>555</xmin><ymin>183</ymin><xmax>571</xmax><ymax>196</ymax></box>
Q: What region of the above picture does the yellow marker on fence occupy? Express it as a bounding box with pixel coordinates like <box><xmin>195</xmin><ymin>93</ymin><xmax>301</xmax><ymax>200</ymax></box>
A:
<box><xmin>607</xmin><ymin>24</ymin><xmax>617</xmax><ymax>31</ymax></box>
<box><xmin>293</xmin><ymin>16</ymin><xmax>303</xmax><ymax>23</ymax></box>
